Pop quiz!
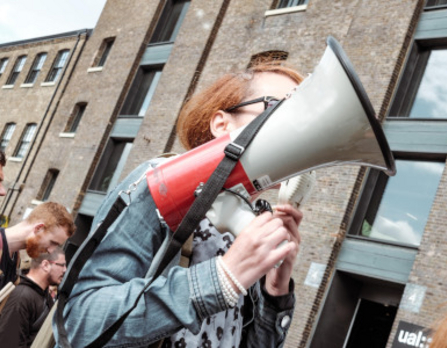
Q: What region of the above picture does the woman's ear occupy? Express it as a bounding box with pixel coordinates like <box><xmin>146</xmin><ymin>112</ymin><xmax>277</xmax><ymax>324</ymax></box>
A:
<box><xmin>210</xmin><ymin>110</ymin><xmax>232</xmax><ymax>138</ymax></box>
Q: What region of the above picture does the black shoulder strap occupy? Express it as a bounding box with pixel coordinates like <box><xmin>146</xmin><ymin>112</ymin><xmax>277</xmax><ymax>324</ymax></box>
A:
<box><xmin>56</xmin><ymin>196</ymin><xmax>128</xmax><ymax>348</ymax></box>
<box><xmin>56</xmin><ymin>100</ymin><xmax>283</xmax><ymax>348</ymax></box>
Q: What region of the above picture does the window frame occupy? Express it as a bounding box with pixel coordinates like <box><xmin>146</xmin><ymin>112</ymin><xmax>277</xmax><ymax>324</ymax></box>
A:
<box><xmin>249</xmin><ymin>50</ymin><xmax>289</xmax><ymax>68</ymax></box>
<box><xmin>37</xmin><ymin>169</ymin><xmax>59</xmax><ymax>202</ymax></box>
<box><xmin>96</xmin><ymin>37</ymin><xmax>115</xmax><ymax>67</ymax></box>
<box><xmin>5</xmin><ymin>55</ymin><xmax>27</xmax><ymax>86</ymax></box>
<box><xmin>149</xmin><ymin>0</ymin><xmax>191</xmax><ymax>45</ymax></box>
<box><xmin>387</xmin><ymin>42</ymin><xmax>447</xmax><ymax>118</ymax></box>
<box><xmin>24</xmin><ymin>52</ymin><xmax>47</xmax><ymax>84</ymax></box>
<box><xmin>120</xmin><ymin>66</ymin><xmax>163</xmax><ymax>117</ymax></box>
<box><xmin>348</xmin><ymin>153</ymin><xmax>446</xmax><ymax>249</ymax></box>
<box><xmin>65</xmin><ymin>102</ymin><xmax>87</xmax><ymax>133</ymax></box>
<box><xmin>13</xmin><ymin>123</ymin><xmax>37</xmax><ymax>159</ymax></box>
<box><xmin>88</xmin><ymin>138</ymin><xmax>134</xmax><ymax>193</ymax></box>
<box><xmin>0</xmin><ymin>58</ymin><xmax>9</xmax><ymax>78</ymax></box>
<box><xmin>45</xmin><ymin>49</ymin><xmax>70</xmax><ymax>83</ymax></box>
<box><xmin>273</xmin><ymin>0</ymin><xmax>309</xmax><ymax>9</ymax></box>
<box><xmin>425</xmin><ymin>0</ymin><xmax>447</xmax><ymax>10</ymax></box>
<box><xmin>0</xmin><ymin>123</ymin><xmax>16</xmax><ymax>153</ymax></box>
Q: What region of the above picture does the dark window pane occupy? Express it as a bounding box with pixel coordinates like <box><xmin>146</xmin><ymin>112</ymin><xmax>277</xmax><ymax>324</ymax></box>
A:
<box><xmin>0</xmin><ymin>123</ymin><xmax>16</xmax><ymax>152</ymax></box>
<box><xmin>150</xmin><ymin>0</ymin><xmax>190</xmax><ymax>44</ymax></box>
<box><xmin>0</xmin><ymin>58</ymin><xmax>8</xmax><ymax>76</ymax></box>
<box><xmin>409</xmin><ymin>49</ymin><xmax>447</xmax><ymax>118</ymax></box>
<box><xmin>14</xmin><ymin>124</ymin><xmax>36</xmax><ymax>158</ymax></box>
<box><xmin>120</xmin><ymin>68</ymin><xmax>162</xmax><ymax>117</ymax></box>
<box><xmin>426</xmin><ymin>0</ymin><xmax>447</xmax><ymax>8</ymax></box>
<box><xmin>277</xmin><ymin>0</ymin><xmax>308</xmax><ymax>8</ymax></box>
<box><xmin>89</xmin><ymin>140</ymin><xmax>133</xmax><ymax>192</ymax></box>
<box><xmin>98</xmin><ymin>39</ymin><xmax>114</xmax><ymax>67</ymax></box>
<box><xmin>46</xmin><ymin>50</ymin><xmax>69</xmax><ymax>82</ymax></box>
<box><xmin>25</xmin><ymin>53</ymin><xmax>47</xmax><ymax>84</ymax></box>
<box><xmin>41</xmin><ymin>170</ymin><xmax>59</xmax><ymax>201</ymax></box>
<box><xmin>68</xmin><ymin>104</ymin><xmax>86</xmax><ymax>132</ymax></box>
<box><xmin>360</xmin><ymin>160</ymin><xmax>444</xmax><ymax>246</ymax></box>
<box><xmin>6</xmin><ymin>56</ymin><xmax>26</xmax><ymax>85</ymax></box>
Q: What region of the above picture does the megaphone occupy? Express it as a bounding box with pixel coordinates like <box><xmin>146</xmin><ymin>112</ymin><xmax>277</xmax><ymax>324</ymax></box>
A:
<box><xmin>146</xmin><ymin>36</ymin><xmax>396</xmax><ymax>232</ymax></box>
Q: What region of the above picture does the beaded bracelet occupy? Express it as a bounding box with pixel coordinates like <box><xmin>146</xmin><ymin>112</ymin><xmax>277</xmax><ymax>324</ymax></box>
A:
<box><xmin>217</xmin><ymin>256</ymin><xmax>248</xmax><ymax>296</ymax></box>
<box><xmin>216</xmin><ymin>260</ymin><xmax>238</xmax><ymax>307</ymax></box>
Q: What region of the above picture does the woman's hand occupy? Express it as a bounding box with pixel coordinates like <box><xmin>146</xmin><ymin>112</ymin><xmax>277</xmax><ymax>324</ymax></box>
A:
<box><xmin>221</xmin><ymin>204</ymin><xmax>302</xmax><ymax>294</ymax></box>
<box><xmin>265</xmin><ymin>204</ymin><xmax>302</xmax><ymax>296</ymax></box>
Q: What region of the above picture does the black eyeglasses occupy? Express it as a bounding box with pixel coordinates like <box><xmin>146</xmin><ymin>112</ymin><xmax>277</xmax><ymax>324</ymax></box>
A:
<box><xmin>225</xmin><ymin>96</ymin><xmax>280</xmax><ymax>112</ymax></box>
<box><xmin>49</xmin><ymin>261</ymin><xmax>67</xmax><ymax>268</ymax></box>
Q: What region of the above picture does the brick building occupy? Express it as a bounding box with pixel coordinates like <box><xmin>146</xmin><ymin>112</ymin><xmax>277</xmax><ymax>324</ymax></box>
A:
<box><xmin>0</xmin><ymin>0</ymin><xmax>446</xmax><ymax>347</ymax></box>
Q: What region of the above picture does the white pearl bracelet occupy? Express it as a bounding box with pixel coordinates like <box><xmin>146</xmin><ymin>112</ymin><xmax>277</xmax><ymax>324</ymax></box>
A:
<box><xmin>216</xmin><ymin>260</ymin><xmax>238</xmax><ymax>307</ymax></box>
<box><xmin>217</xmin><ymin>256</ymin><xmax>248</xmax><ymax>296</ymax></box>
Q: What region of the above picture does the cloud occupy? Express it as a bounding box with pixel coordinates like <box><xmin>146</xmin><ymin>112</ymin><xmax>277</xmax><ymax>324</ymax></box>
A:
<box><xmin>411</xmin><ymin>50</ymin><xmax>447</xmax><ymax>118</ymax></box>
<box><xmin>0</xmin><ymin>0</ymin><xmax>107</xmax><ymax>44</ymax></box>
<box><xmin>369</xmin><ymin>216</ymin><xmax>420</xmax><ymax>246</ymax></box>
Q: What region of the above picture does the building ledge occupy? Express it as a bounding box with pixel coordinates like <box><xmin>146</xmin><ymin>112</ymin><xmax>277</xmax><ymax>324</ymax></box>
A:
<box><xmin>87</xmin><ymin>66</ymin><xmax>103</xmax><ymax>73</ymax></box>
<box><xmin>41</xmin><ymin>81</ymin><xmax>56</xmax><ymax>87</ymax></box>
<box><xmin>59</xmin><ymin>132</ymin><xmax>75</xmax><ymax>138</ymax></box>
<box><xmin>265</xmin><ymin>4</ymin><xmax>307</xmax><ymax>17</ymax></box>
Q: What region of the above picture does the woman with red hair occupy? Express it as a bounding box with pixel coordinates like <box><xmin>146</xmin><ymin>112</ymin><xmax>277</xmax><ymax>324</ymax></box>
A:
<box><xmin>56</xmin><ymin>62</ymin><xmax>305</xmax><ymax>348</ymax></box>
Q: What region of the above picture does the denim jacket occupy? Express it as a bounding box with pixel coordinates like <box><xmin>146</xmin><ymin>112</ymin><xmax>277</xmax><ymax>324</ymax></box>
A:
<box><xmin>53</xmin><ymin>159</ymin><xmax>295</xmax><ymax>348</ymax></box>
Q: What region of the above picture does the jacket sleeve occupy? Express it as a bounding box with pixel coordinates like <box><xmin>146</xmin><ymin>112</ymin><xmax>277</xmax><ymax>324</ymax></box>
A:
<box><xmin>241</xmin><ymin>277</ymin><xmax>296</xmax><ymax>348</ymax></box>
<box><xmin>54</xmin><ymin>161</ymin><xmax>228</xmax><ymax>348</ymax></box>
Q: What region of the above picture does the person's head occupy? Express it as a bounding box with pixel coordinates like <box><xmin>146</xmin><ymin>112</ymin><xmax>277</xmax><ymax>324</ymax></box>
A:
<box><xmin>0</xmin><ymin>151</ymin><xmax>6</xmax><ymax>196</ymax></box>
<box><xmin>25</xmin><ymin>202</ymin><xmax>76</xmax><ymax>258</ymax></box>
<box><xmin>30</xmin><ymin>247</ymin><xmax>66</xmax><ymax>287</ymax></box>
<box><xmin>177</xmin><ymin>62</ymin><xmax>304</xmax><ymax>150</ymax></box>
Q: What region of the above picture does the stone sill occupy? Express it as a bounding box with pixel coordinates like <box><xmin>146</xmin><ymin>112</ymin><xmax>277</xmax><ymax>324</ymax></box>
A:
<box><xmin>59</xmin><ymin>132</ymin><xmax>75</xmax><ymax>138</ymax></box>
<box><xmin>87</xmin><ymin>66</ymin><xmax>104</xmax><ymax>73</ymax></box>
<box><xmin>41</xmin><ymin>81</ymin><xmax>56</xmax><ymax>87</ymax></box>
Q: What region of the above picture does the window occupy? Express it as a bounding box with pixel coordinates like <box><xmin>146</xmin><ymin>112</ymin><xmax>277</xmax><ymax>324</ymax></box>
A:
<box><xmin>65</xmin><ymin>103</ymin><xmax>87</xmax><ymax>133</ymax></box>
<box><xmin>38</xmin><ymin>169</ymin><xmax>59</xmax><ymax>201</ymax></box>
<box><xmin>96</xmin><ymin>38</ymin><xmax>115</xmax><ymax>67</ymax></box>
<box><xmin>249</xmin><ymin>51</ymin><xmax>289</xmax><ymax>68</ymax></box>
<box><xmin>25</xmin><ymin>52</ymin><xmax>47</xmax><ymax>84</ymax></box>
<box><xmin>120</xmin><ymin>67</ymin><xmax>162</xmax><ymax>117</ymax></box>
<box><xmin>13</xmin><ymin>123</ymin><xmax>37</xmax><ymax>158</ymax></box>
<box><xmin>6</xmin><ymin>55</ymin><xmax>27</xmax><ymax>86</ymax></box>
<box><xmin>349</xmin><ymin>159</ymin><xmax>445</xmax><ymax>247</ymax></box>
<box><xmin>150</xmin><ymin>0</ymin><xmax>190</xmax><ymax>44</ymax></box>
<box><xmin>426</xmin><ymin>0</ymin><xmax>447</xmax><ymax>9</ymax></box>
<box><xmin>389</xmin><ymin>45</ymin><xmax>447</xmax><ymax>119</ymax></box>
<box><xmin>0</xmin><ymin>123</ymin><xmax>16</xmax><ymax>152</ymax></box>
<box><xmin>88</xmin><ymin>139</ymin><xmax>133</xmax><ymax>193</ymax></box>
<box><xmin>45</xmin><ymin>49</ymin><xmax>69</xmax><ymax>83</ymax></box>
<box><xmin>276</xmin><ymin>0</ymin><xmax>309</xmax><ymax>8</ymax></box>
<box><xmin>0</xmin><ymin>58</ymin><xmax>8</xmax><ymax>77</ymax></box>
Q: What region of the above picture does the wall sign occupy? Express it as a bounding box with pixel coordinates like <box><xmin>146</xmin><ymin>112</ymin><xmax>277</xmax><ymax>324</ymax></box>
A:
<box><xmin>400</xmin><ymin>283</ymin><xmax>426</xmax><ymax>313</ymax></box>
<box><xmin>304</xmin><ymin>262</ymin><xmax>325</xmax><ymax>288</ymax></box>
<box><xmin>392</xmin><ymin>321</ymin><xmax>431</xmax><ymax>348</ymax></box>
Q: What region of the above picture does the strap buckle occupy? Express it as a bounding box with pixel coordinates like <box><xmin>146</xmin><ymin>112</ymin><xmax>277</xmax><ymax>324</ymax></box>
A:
<box><xmin>224</xmin><ymin>142</ymin><xmax>245</xmax><ymax>161</ymax></box>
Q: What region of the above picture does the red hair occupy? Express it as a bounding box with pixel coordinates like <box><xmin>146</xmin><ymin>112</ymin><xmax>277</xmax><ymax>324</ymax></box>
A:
<box><xmin>26</xmin><ymin>202</ymin><xmax>76</xmax><ymax>237</ymax></box>
<box><xmin>177</xmin><ymin>62</ymin><xmax>304</xmax><ymax>150</ymax></box>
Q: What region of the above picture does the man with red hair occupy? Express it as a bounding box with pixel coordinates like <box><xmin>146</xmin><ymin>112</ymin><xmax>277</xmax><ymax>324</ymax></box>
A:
<box><xmin>0</xmin><ymin>201</ymin><xmax>75</xmax><ymax>290</ymax></box>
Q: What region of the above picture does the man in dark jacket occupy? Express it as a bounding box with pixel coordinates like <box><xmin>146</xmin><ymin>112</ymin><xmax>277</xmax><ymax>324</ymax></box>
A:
<box><xmin>0</xmin><ymin>247</ymin><xmax>66</xmax><ymax>348</ymax></box>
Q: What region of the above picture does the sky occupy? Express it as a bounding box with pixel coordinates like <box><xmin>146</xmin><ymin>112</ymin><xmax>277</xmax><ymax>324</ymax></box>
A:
<box><xmin>0</xmin><ymin>0</ymin><xmax>107</xmax><ymax>44</ymax></box>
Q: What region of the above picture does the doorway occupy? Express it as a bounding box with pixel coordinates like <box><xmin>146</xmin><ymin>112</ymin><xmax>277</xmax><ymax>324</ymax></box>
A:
<box><xmin>309</xmin><ymin>271</ymin><xmax>404</xmax><ymax>348</ymax></box>
<box><xmin>344</xmin><ymin>298</ymin><xmax>398</xmax><ymax>348</ymax></box>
